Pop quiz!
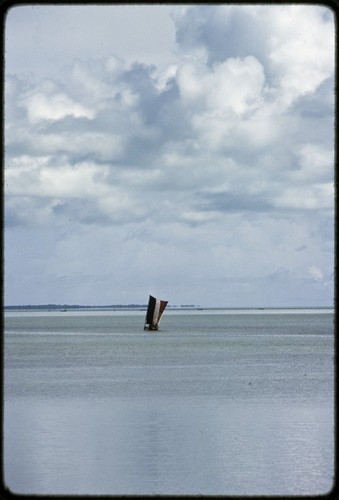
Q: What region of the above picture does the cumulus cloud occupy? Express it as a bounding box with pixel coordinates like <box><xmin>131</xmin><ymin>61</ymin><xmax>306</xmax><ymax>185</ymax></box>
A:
<box><xmin>173</xmin><ymin>5</ymin><xmax>334</xmax><ymax>100</ymax></box>
<box><xmin>6</xmin><ymin>6</ymin><xmax>334</xmax><ymax>221</ymax></box>
<box><xmin>24</xmin><ymin>90</ymin><xmax>95</xmax><ymax>123</ymax></box>
<box><xmin>4</xmin><ymin>4</ymin><xmax>334</xmax><ymax>306</ymax></box>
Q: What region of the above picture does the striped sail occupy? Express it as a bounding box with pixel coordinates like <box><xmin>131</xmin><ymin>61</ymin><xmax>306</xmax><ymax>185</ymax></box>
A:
<box><xmin>144</xmin><ymin>295</ymin><xmax>168</xmax><ymax>330</ymax></box>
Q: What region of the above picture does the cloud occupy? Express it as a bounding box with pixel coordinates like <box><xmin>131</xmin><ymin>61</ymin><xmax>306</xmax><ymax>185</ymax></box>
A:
<box><xmin>267</xmin><ymin>6</ymin><xmax>334</xmax><ymax>105</ymax></box>
<box><xmin>173</xmin><ymin>5</ymin><xmax>334</xmax><ymax>102</ymax></box>
<box><xmin>295</xmin><ymin>144</ymin><xmax>334</xmax><ymax>182</ymax></box>
<box><xmin>177</xmin><ymin>54</ymin><xmax>266</xmax><ymax>115</ymax></box>
<box><xmin>4</xmin><ymin>4</ymin><xmax>334</xmax><ymax>306</ymax></box>
<box><xmin>23</xmin><ymin>90</ymin><xmax>95</xmax><ymax>123</ymax></box>
<box><xmin>6</xmin><ymin>6</ymin><xmax>334</xmax><ymax>223</ymax></box>
<box><xmin>173</xmin><ymin>5</ymin><xmax>269</xmax><ymax>65</ymax></box>
<box><xmin>308</xmin><ymin>266</ymin><xmax>324</xmax><ymax>283</ymax></box>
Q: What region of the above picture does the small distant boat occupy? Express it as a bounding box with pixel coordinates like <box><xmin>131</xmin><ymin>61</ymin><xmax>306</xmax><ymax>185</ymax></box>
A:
<box><xmin>144</xmin><ymin>295</ymin><xmax>168</xmax><ymax>331</ymax></box>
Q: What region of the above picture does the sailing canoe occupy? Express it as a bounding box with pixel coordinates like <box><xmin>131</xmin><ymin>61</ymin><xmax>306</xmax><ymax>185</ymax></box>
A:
<box><xmin>144</xmin><ymin>295</ymin><xmax>168</xmax><ymax>331</ymax></box>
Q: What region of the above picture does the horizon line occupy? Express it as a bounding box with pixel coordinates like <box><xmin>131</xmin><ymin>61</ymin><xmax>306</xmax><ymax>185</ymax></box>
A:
<box><xmin>3</xmin><ymin>304</ymin><xmax>334</xmax><ymax>310</ymax></box>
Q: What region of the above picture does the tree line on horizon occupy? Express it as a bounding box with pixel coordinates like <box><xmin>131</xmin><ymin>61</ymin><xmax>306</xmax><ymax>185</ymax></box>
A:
<box><xmin>4</xmin><ymin>304</ymin><xmax>197</xmax><ymax>310</ymax></box>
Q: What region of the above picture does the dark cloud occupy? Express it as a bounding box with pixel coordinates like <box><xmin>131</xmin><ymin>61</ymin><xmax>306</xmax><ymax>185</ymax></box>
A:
<box><xmin>52</xmin><ymin>200</ymin><xmax>114</xmax><ymax>226</ymax></box>
<box><xmin>198</xmin><ymin>191</ymin><xmax>273</xmax><ymax>214</ymax></box>
<box><xmin>174</xmin><ymin>5</ymin><xmax>270</xmax><ymax>69</ymax></box>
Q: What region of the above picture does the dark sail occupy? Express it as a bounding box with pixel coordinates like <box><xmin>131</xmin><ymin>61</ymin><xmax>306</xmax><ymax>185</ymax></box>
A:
<box><xmin>145</xmin><ymin>295</ymin><xmax>157</xmax><ymax>325</ymax></box>
<box><xmin>144</xmin><ymin>295</ymin><xmax>168</xmax><ymax>331</ymax></box>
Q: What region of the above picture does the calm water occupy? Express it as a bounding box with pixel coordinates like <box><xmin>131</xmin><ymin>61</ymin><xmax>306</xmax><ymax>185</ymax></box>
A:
<box><xmin>4</xmin><ymin>309</ymin><xmax>334</xmax><ymax>495</ymax></box>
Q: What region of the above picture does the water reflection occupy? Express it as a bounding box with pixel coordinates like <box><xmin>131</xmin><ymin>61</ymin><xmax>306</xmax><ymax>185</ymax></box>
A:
<box><xmin>4</xmin><ymin>396</ymin><xmax>333</xmax><ymax>495</ymax></box>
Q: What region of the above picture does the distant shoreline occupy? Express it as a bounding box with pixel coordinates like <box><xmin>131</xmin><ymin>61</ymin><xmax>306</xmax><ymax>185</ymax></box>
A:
<box><xmin>4</xmin><ymin>304</ymin><xmax>333</xmax><ymax>312</ymax></box>
<box><xmin>3</xmin><ymin>304</ymin><xmax>195</xmax><ymax>311</ymax></box>
<box><xmin>4</xmin><ymin>304</ymin><xmax>149</xmax><ymax>311</ymax></box>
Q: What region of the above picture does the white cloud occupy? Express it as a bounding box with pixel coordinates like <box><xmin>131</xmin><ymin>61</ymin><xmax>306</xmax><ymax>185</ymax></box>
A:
<box><xmin>173</xmin><ymin>4</ymin><xmax>334</xmax><ymax>108</ymax></box>
<box><xmin>24</xmin><ymin>91</ymin><xmax>95</xmax><ymax>123</ymax></box>
<box><xmin>308</xmin><ymin>266</ymin><xmax>324</xmax><ymax>283</ymax></box>
<box><xmin>273</xmin><ymin>183</ymin><xmax>334</xmax><ymax>210</ymax></box>
<box><xmin>295</xmin><ymin>144</ymin><xmax>334</xmax><ymax>182</ymax></box>
<box><xmin>268</xmin><ymin>5</ymin><xmax>334</xmax><ymax>105</ymax></box>
<box><xmin>177</xmin><ymin>55</ymin><xmax>265</xmax><ymax>115</ymax></box>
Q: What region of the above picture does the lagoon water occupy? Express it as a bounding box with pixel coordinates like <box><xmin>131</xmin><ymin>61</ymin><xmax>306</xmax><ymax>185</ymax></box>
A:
<box><xmin>4</xmin><ymin>309</ymin><xmax>334</xmax><ymax>495</ymax></box>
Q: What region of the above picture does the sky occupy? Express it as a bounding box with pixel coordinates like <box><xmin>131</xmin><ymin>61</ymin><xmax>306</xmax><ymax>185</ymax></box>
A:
<box><xmin>4</xmin><ymin>4</ymin><xmax>335</xmax><ymax>307</ymax></box>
